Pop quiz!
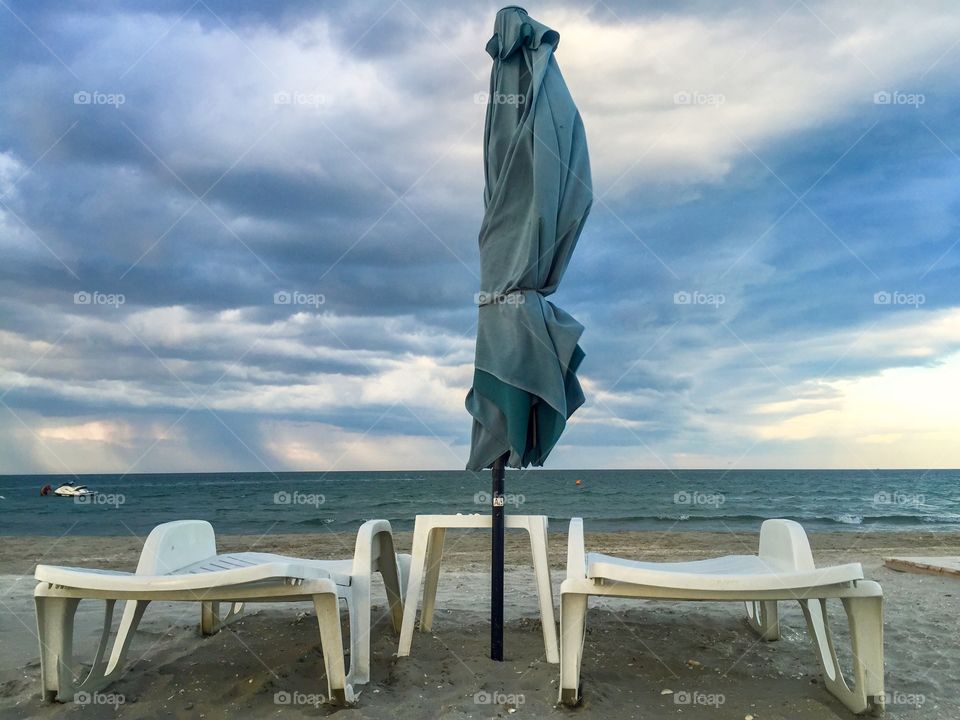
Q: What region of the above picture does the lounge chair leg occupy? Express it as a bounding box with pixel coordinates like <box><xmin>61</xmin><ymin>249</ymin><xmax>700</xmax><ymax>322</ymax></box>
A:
<box><xmin>559</xmin><ymin>593</ymin><xmax>588</xmax><ymax>706</ymax></box>
<box><xmin>745</xmin><ymin>600</ymin><xmax>780</xmax><ymax>640</ymax></box>
<box><xmin>76</xmin><ymin>598</ymin><xmax>150</xmax><ymax>696</ymax></box>
<box><xmin>420</xmin><ymin>528</ymin><xmax>446</xmax><ymax>632</ymax></box>
<box><xmin>800</xmin><ymin>588</ymin><xmax>884</xmax><ymax>715</ymax></box>
<box><xmin>344</xmin><ymin>588</ymin><xmax>370</xmax><ymax>686</ymax></box>
<box><xmin>35</xmin><ymin>593</ymin><xmax>151</xmax><ymax>702</ymax></box>
<box><xmin>201</xmin><ymin>601</ymin><xmax>244</xmax><ymax>636</ymax></box>
<box><xmin>313</xmin><ymin>593</ymin><xmax>355</xmax><ymax>705</ymax></box>
<box><xmin>528</xmin><ymin>518</ymin><xmax>559</xmax><ymax>663</ymax></box>
<box><xmin>35</xmin><ymin>595</ymin><xmax>81</xmax><ymax>702</ymax></box>
<box><xmin>103</xmin><ymin>599</ymin><xmax>149</xmax><ymax>677</ymax></box>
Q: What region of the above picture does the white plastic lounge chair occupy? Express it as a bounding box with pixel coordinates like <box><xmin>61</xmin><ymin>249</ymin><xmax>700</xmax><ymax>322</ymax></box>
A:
<box><xmin>34</xmin><ymin>519</ymin><xmax>410</xmax><ymax>705</ymax></box>
<box><xmin>559</xmin><ymin>518</ymin><xmax>884</xmax><ymax>715</ymax></box>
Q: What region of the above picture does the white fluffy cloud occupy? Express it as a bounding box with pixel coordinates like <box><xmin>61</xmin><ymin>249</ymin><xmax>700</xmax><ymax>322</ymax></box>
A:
<box><xmin>547</xmin><ymin>2</ymin><xmax>960</xmax><ymax>191</ymax></box>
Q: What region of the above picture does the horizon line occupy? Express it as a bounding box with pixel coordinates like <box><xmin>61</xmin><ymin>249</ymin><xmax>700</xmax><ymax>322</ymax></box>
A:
<box><xmin>2</xmin><ymin>467</ymin><xmax>957</xmax><ymax>477</ymax></box>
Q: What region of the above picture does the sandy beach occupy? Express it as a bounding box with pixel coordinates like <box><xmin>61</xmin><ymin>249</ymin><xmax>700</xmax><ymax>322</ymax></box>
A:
<box><xmin>1</xmin><ymin>529</ymin><xmax>959</xmax><ymax>719</ymax></box>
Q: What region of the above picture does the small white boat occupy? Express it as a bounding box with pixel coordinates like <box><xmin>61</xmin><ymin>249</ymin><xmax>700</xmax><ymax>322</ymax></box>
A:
<box><xmin>48</xmin><ymin>482</ymin><xmax>94</xmax><ymax>497</ymax></box>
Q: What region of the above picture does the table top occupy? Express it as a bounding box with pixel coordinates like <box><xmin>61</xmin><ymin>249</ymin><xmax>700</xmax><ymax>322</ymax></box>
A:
<box><xmin>412</xmin><ymin>513</ymin><xmax>548</xmax><ymax>529</ymax></box>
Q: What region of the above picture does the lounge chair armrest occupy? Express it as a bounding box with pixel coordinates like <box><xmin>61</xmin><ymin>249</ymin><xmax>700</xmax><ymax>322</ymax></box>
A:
<box><xmin>352</xmin><ymin>520</ymin><xmax>405</xmax><ymax>634</ymax></box>
<box><xmin>566</xmin><ymin>518</ymin><xmax>586</xmax><ymax>580</ymax></box>
<box><xmin>352</xmin><ymin>519</ymin><xmax>398</xmax><ymax>577</ymax></box>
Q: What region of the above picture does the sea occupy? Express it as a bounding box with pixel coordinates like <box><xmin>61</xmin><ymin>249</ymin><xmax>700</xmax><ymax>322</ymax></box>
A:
<box><xmin>0</xmin><ymin>469</ymin><xmax>958</xmax><ymax>536</ymax></box>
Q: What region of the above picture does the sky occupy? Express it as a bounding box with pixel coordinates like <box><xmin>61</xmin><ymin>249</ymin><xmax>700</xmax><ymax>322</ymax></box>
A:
<box><xmin>1</xmin><ymin>0</ymin><xmax>959</xmax><ymax>474</ymax></box>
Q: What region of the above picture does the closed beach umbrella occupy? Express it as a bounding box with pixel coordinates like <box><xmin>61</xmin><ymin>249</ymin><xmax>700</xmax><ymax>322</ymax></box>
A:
<box><xmin>466</xmin><ymin>6</ymin><xmax>592</xmax><ymax>660</ymax></box>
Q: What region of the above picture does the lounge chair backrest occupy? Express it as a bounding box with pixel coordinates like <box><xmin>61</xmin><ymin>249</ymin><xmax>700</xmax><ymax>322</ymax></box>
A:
<box><xmin>136</xmin><ymin>520</ymin><xmax>217</xmax><ymax>575</ymax></box>
<box><xmin>758</xmin><ymin>519</ymin><xmax>815</xmax><ymax>572</ymax></box>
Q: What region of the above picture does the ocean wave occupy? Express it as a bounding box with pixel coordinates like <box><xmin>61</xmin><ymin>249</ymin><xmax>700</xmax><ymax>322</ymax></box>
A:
<box><xmin>858</xmin><ymin>513</ymin><xmax>960</xmax><ymax>525</ymax></box>
<box><xmin>576</xmin><ymin>512</ymin><xmax>960</xmax><ymax>527</ymax></box>
<box><xmin>292</xmin><ymin>517</ymin><xmax>335</xmax><ymax>527</ymax></box>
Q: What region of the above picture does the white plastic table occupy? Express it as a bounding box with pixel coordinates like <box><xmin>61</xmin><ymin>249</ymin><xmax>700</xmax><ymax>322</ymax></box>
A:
<box><xmin>397</xmin><ymin>513</ymin><xmax>558</xmax><ymax>663</ymax></box>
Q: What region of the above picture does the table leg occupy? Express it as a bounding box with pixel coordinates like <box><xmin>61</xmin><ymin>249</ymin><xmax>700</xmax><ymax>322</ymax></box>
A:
<box><xmin>398</xmin><ymin>521</ymin><xmax>431</xmax><ymax>657</ymax></box>
<box><xmin>420</xmin><ymin>527</ymin><xmax>446</xmax><ymax>632</ymax></box>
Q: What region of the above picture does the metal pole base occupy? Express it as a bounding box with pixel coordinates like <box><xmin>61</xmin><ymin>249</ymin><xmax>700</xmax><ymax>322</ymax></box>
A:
<box><xmin>491</xmin><ymin>454</ymin><xmax>506</xmax><ymax>661</ymax></box>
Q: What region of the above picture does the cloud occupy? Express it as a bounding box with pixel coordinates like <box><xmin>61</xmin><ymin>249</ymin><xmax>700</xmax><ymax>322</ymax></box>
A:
<box><xmin>746</xmin><ymin>350</ymin><xmax>960</xmax><ymax>467</ymax></box>
<box><xmin>551</xmin><ymin>2</ymin><xmax>960</xmax><ymax>192</ymax></box>
<box><xmin>1</xmin><ymin>0</ymin><xmax>960</xmax><ymax>472</ymax></box>
<box><xmin>37</xmin><ymin>419</ymin><xmax>137</xmax><ymax>443</ymax></box>
<box><xmin>262</xmin><ymin>419</ymin><xmax>467</xmax><ymax>471</ymax></box>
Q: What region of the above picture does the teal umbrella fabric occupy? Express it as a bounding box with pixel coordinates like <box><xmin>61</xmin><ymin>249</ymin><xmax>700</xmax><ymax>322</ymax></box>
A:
<box><xmin>466</xmin><ymin>6</ymin><xmax>592</xmax><ymax>471</ymax></box>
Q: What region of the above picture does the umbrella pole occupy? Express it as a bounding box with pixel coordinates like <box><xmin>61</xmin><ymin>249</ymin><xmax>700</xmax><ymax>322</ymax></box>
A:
<box><xmin>491</xmin><ymin>453</ymin><xmax>507</xmax><ymax>660</ymax></box>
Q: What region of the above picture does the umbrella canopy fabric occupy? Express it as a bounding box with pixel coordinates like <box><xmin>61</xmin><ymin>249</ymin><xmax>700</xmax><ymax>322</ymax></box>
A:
<box><xmin>466</xmin><ymin>6</ymin><xmax>592</xmax><ymax>471</ymax></box>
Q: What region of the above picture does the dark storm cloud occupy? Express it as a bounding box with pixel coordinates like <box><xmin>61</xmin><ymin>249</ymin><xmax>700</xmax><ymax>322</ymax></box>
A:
<box><xmin>2</xmin><ymin>0</ymin><xmax>960</xmax><ymax>471</ymax></box>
